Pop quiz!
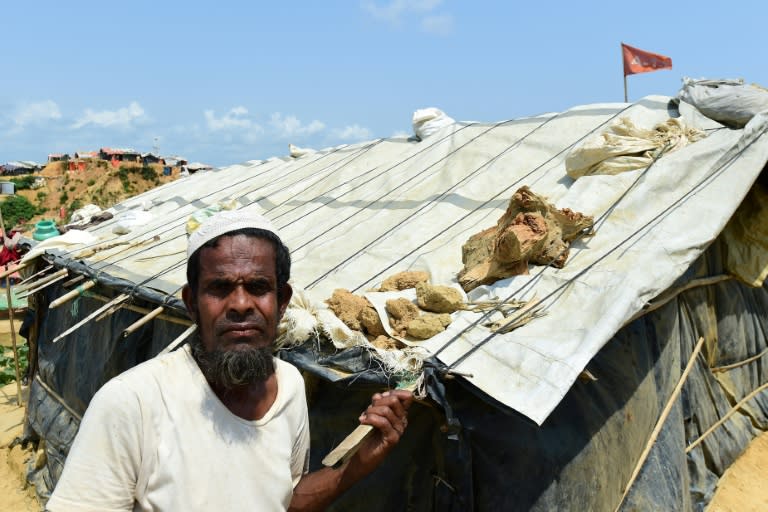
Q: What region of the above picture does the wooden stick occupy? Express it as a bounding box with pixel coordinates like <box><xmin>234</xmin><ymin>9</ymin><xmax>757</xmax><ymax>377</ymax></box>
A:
<box><xmin>613</xmin><ymin>336</ymin><xmax>705</xmax><ymax>512</ymax></box>
<box><xmin>157</xmin><ymin>324</ymin><xmax>197</xmax><ymax>356</ymax></box>
<box><xmin>14</xmin><ymin>268</ymin><xmax>68</xmax><ymax>293</ymax></box>
<box><xmin>61</xmin><ymin>274</ymin><xmax>86</xmax><ymax>288</ymax></box>
<box><xmin>122</xmin><ymin>306</ymin><xmax>164</xmax><ymax>338</ymax></box>
<box><xmin>322</xmin><ymin>378</ymin><xmax>420</xmax><ymax>467</ymax></box>
<box><xmin>5</xmin><ymin>280</ymin><xmax>22</xmax><ymax>406</ymax></box>
<box><xmin>16</xmin><ymin>264</ymin><xmax>53</xmax><ymax>286</ymax></box>
<box><xmin>49</xmin><ymin>280</ymin><xmax>97</xmax><ymax>309</ymax></box>
<box><xmin>0</xmin><ymin>261</ymin><xmax>31</xmax><ymax>280</ymax></box>
<box><xmin>52</xmin><ymin>293</ymin><xmax>129</xmax><ymax>343</ymax></box>
<box><xmin>686</xmin><ymin>382</ymin><xmax>768</xmax><ymax>453</ymax></box>
<box><xmin>16</xmin><ymin>272</ymin><xmax>69</xmax><ymax>299</ymax></box>
<box><xmin>711</xmin><ymin>348</ymin><xmax>768</xmax><ymax>373</ymax></box>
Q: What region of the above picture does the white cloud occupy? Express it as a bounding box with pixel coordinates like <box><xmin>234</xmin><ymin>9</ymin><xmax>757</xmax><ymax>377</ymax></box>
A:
<box><xmin>72</xmin><ymin>101</ymin><xmax>146</xmax><ymax>129</ymax></box>
<box><xmin>363</xmin><ymin>0</ymin><xmax>442</xmax><ymax>23</ymax></box>
<box><xmin>270</xmin><ymin>113</ymin><xmax>325</xmax><ymax>138</ymax></box>
<box><xmin>421</xmin><ymin>13</ymin><xmax>454</xmax><ymax>35</ymax></box>
<box><xmin>334</xmin><ymin>124</ymin><xmax>372</xmax><ymax>141</ymax></box>
<box><xmin>204</xmin><ymin>106</ymin><xmax>257</xmax><ymax>131</ymax></box>
<box><xmin>12</xmin><ymin>100</ymin><xmax>62</xmax><ymax>127</ymax></box>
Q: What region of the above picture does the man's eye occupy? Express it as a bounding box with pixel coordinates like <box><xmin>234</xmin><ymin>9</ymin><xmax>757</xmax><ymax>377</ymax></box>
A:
<box><xmin>245</xmin><ymin>282</ymin><xmax>270</xmax><ymax>295</ymax></box>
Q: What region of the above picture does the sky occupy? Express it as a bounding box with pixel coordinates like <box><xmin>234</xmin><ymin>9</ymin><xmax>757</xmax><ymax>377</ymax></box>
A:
<box><xmin>3</xmin><ymin>1</ymin><xmax>767</xmax><ymax>167</ymax></box>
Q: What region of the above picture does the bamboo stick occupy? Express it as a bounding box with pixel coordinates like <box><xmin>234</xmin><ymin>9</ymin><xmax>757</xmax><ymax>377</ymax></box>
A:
<box><xmin>5</xmin><ymin>280</ymin><xmax>22</xmax><ymax>406</ymax></box>
<box><xmin>52</xmin><ymin>293</ymin><xmax>129</xmax><ymax>343</ymax></box>
<box><xmin>49</xmin><ymin>280</ymin><xmax>97</xmax><ymax>309</ymax></box>
<box><xmin>322</xmin><ymin>378</ymin><xmax>420</xmax><ymax>467</ymax></box>
<box><xmin>613</xmin><ymin>336</ymin><xmax>705</xmax><ymax>512</ymax></box>
<box><xmin>711</xmin><ymin>348</ymin><xmax>768</xmax><ymax>373</ymax></box>
<box><xmin>122</xmin><ymin>306</ymin><xmax>164</xmax><ymax>338</ymax></box>
<box><xmin>16</xmin><ymin>264</ymin><xmax>53</xmax><ymax>286</ymax></box>
<box><xmin>0</xmin><ymin>260</ymin><xmax>31</xmax><ymax>280</ymax></box>
<box><xmin>157</xmin><ymin>324</ymin><xmax>197</xmax><ymax>356</ymax></box>
<box><xmin>16</xmin><ymin>272</ymin><xmax>69</xmax><ymax>299</ymax></box>
<box><xmin>14</xmin><ymin>268</ymin><xmax>68</xmax><ymax>293</ymax></box>
<box><xmin>61</xmin><ymin>274</ymin><xmax>86</xmax><ymax>288</ymax></box>
<box><xmin>686</xmin><ymin>382</ymin><xmax>768</xmax><ymax>453</ymax></box>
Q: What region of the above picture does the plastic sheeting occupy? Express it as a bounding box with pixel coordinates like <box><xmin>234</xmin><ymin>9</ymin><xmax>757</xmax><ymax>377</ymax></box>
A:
<box><xmin>31</xmin><ymin>95</ymin><xmax>768</xmax><ymax>426</ymax></box>
<box><xmin>25</xmin><ymin>240</ymin><xmax>767</xmax><ymax>511</ymax></box>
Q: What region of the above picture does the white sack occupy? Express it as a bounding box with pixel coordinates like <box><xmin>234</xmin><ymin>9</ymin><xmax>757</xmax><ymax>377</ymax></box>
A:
<box><xmin>678</xmin><ymin>77</ymin><xmax>768</xmax><ymax>128</ymax></box>
<box><xmin>412</xmin><ymin>107</ymin><xmax>455</xmax><ymax>140</ymax></box>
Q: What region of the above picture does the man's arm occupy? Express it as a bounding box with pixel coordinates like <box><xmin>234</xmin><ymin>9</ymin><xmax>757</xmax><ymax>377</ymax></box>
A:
<box><xmin>289</xmin><ymin>389</ymin><xmax>413</xmax><ymax>512</ymax></box>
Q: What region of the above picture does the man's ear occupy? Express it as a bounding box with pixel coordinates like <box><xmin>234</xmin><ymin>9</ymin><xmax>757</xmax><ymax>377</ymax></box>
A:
<box><xmin>278</xmin><ymin>283</ymin><xmax>293</xmax><ymax>319</ymax></box>
<box><xmin>182</xmin><ymin>284</ymin><xmax>197</xmax><ymax>322</ymax></box>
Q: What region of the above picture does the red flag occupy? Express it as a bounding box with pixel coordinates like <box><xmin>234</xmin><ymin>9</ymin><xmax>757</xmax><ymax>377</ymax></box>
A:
<box><xmin>622</xmin><ymin>43</ymin><xmax>672</xmax><ymax>76</ymax></box>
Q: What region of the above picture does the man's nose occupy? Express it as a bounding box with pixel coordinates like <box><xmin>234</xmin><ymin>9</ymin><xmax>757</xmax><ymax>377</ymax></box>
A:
<box><xmin>227</xmin><ymin>285</ymin><xmax>254</xmax><ymax>316</ymax></box>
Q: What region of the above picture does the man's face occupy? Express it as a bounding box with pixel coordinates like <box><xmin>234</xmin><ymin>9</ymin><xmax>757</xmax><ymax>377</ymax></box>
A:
<box><xmin>183</xmin><ymin>234</ymin><xmax>291</xmax><ymax>355</ymax></box>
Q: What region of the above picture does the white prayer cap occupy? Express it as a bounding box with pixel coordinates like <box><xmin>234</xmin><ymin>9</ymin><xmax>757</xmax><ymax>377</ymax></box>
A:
<box><xmin>187</xmin><ymin>210</ymin><xmax>282</xmax><ymax>260</ymax></box>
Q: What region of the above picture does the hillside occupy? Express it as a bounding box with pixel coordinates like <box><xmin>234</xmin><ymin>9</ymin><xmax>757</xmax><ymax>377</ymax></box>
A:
<box><xmin>8</xmin><ymin>160</ymin><xmax>181</xmax><ymax>232</ymax></box>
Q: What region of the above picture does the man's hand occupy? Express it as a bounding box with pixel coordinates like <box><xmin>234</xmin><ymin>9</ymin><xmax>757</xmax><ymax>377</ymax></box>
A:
<box><xmin>354</xmin><ymin>389</ymin><xmax>414</xmax><ymax>471</ymax></box>
<box><xmin>290</xmin><ymin>389</ymin><xmax>414</xmax><ymax>512</ymax></box>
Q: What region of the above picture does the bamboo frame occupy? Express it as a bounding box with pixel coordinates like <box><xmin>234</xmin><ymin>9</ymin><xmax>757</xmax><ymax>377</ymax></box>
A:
<box><xmin>686</xmin><ymin>382</ymin><xmax>768</xmax><ymax>453</ymax></box>
<box><xmin>613</xmin><ymin>336</ymin><xmax>705</xmax><ymax>512</ymax></box>
<box><xmin>52</xmin><ymin>293</ymin><xmax>129</xmax><ymax>343</ymax></box>
<box><xmin>13</xmin><ymin>268</ymin><xmax>68</xmax><ymax>294</ymax></box>
<box><xmin>49</xmin><ymin>280</ymin><xmax>97</xmax><ymax>309</ymax></box>
<box><xmin>121</xmin><ymin>306</ymin><xmax>164</xmax><ymax>338</ymax></box>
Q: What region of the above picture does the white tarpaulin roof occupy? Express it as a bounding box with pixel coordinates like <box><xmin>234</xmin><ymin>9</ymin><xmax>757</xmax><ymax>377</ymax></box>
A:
<box><xmin>48</xmin><ymin>95</ymin><xmax>768</xmax><ymax>425</ymax></box>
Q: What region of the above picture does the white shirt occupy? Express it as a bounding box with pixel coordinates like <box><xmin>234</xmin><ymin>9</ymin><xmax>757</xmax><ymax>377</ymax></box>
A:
<box><xmin>47</xmin><ymin>345</ymin><xmax>310</xmax><ymax>511</ymax></box>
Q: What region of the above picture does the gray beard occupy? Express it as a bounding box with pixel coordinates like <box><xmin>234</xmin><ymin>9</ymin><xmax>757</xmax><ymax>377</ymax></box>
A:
<box><xmin>190</xmin><ymin>335</ymin><xmax>275</xmax><ymax>390</ymax></box>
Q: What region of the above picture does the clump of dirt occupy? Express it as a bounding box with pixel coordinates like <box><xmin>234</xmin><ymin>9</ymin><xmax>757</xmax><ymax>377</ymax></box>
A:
<box><xmin>416</xmin><ymin>282</ymin><xmax>463</xmax><ymax>313</ymax></box>
<box><xmin>326</xmin><ymin>289</ymin><xmax>371</xmax><ymax>332</ymax></box>
<box><xmin>380</xmin><ymin>271</ymin><xmax>429</xmax><ymax>291</ymax></box>
<box><xmin>407</xmin><ymin>313</ymin><xmax>452</xmax><ymax>339</ymax></box>
<box><xmin>385</xmin><ymin>298</ymin><xmax>421</xmax><ymax>337</ymax></box>
<box><xmin>359</xmin><ymin>306</ymin><xmax>386</xmax><ymax>337</ymax></box>
<box><xmin>458</xmin><ymin>186</ymin><xmax>593</xmax><ymax>292</ymax></box>
<box><xmin>370</xmin><ymin>335</ymin><xmax>404</xmax><ymax>350</ymax></box>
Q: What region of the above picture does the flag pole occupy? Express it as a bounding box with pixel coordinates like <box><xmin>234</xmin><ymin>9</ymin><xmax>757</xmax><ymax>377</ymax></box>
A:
<box><xmin>621</xmin><ymin>42</ymin><xmax>628</xmax><ymax>102</ymax></box>
<box><xmin>624</xmin><ymin>74</ymin><xmax>628</xmax><ymax>103</ymax></box>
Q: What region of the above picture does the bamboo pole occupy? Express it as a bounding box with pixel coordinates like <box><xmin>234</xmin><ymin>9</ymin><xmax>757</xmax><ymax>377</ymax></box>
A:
<box><xmin>49</xmin><ymin>280</ymin><xmax>96</xmax><ymax>309</ymax></box>
<box><xmin>686</xmin><ymin>382</ymin><xmax>768</xmax><ymax>453</ymax></box>
<box><xmin>14</xmin><ymin>268</ymin><xmax>68</xmax><ymax>293</ymax></box>
<box><xmin>16</xmin><ymin>264</ymin><xmax>53</xmax><ymax>286</ymax></box>
<box><xmin>61</xmin><ymin>274</ymin><xmax>86</xmax><ymax>288</ymax></box>
<box><xmin>122</xmin><ymin>306</ymin><xmax>164</xmax><ymax>338</ymax></box>
<box><xmin>52</xmin><ymin>293</ymin><xmax>129</xmax><ymax>343</ymax></box>
<box><xmin>5</xmin><ymin>277</ymin><xmax>22</xmax><ymax>406</ymax></box>
<box><xmin>16</xmin><ymin>272</ymin><xmax>69</xmax><ymax>299</ymax></box>
<box><xmin>157</xmin><ymin>324</ymin><xmax>197</xmax><ymax>356</ymax></box>
<box><xmin>0</xmin><ymin>261</ymin><xmax>31</xmax><ymax>280</ymax></box>
<box><xmin>613</xmin><ymin>336</ymin><xmax>705</xmax><ymax>512</ymax></box>
<box><xmin>0</xmin><ymin>207</ymin><xmax>22</xmax><ymax>405</ymax></box>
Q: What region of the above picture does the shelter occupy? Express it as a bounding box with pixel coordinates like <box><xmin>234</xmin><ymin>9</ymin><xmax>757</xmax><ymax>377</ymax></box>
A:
<box><xmin>15</xmin><ymin>89</ymin><xmax>768</xmax><ymax>510</ymax></box>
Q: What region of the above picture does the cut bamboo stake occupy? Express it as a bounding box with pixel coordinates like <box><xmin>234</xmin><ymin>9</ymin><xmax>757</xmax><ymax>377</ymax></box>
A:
<box><xmin>16</xmin><ymin>272</ymin><xmax>69</xmax><ymax>299</ymax></box>
<box><xmin>61</xmin><ymin>274</ymin><xmax>86</xmax><ymax>288</ymax></box>
<box><xmin>52</xmin><ymin>293</ymin><xmax>130</xmax><ymax>343</ymax></box>
<box><xmin>16</xmin><ymin>264</ymin><xmax>54</xmax><ymax>286</ymax></box>
<box><xmin>710</xmin><ymin>348</ymin><xmax>768</xmax><ymax>373</ymax></box>
<box><xmin>613</xmin><ymin>336</ymin><xmax>705</xmax><ymax>512</ymax></box>
<box><xmin>5</xmin><ymin>280</ymin><xmax>22</xmax><ymax>406</ymax></box>
<box><xmin>157</xmin><ymin>324</ymin><xmax>197</xmax><ymax>356</ymax></box>
<box><xmin>95</xmin><ymin>294</ymin><xmax>131</xmax><ymax>321</ymax></box>
<box><xmin>686</xmin><ymin>382</ymin><xmax>768</xmax><ymax>454</ymax></box>
<box><xmin>122</xmin><ymin>306</ymin><xmax>164</xmax><ymax>338</ymax></box>
<box><xmin>0</xmin><ymin>260</ymin><xmax>31</xmax><ymax>280</ymax></box>
<box><xmin>322</xmin><ymin>378</ymin><xmax>420</xmax><ymax>467</ymax></box>
<box><xmin>14</xmin><ymin>268</ymin><xmax>68</xmax><ymax>293</ymax></box>
<box><xmin>49</xmin><ymin>280</ymin><xmax>97</xmax><ymax>309</ymax></box>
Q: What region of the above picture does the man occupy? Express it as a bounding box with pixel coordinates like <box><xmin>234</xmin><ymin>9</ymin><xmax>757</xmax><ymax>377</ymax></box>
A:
<box><xmin>48</xmin><ymin>211</ymin><xmax>413</xmax><ymax>511</ymax></box>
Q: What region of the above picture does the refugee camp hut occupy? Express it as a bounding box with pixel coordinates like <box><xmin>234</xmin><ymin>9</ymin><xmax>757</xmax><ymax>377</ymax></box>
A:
<box><xmin>141</xmin><ymin>152</ymin><xmax>163</xmax><ymax>165</ymax></box>
<box><xmin>47</xmin><ymin>153</ymin><xmax>69</xmax><ymax>163</ymax></box>
<box><xmin>18</xmin><ymin>90</ymin><xmax>768</xmax><ymax>511</ymax></box>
